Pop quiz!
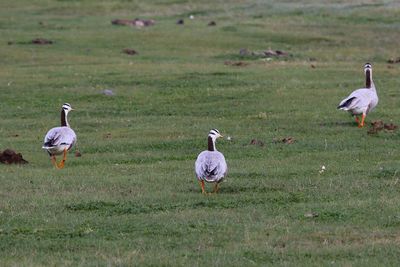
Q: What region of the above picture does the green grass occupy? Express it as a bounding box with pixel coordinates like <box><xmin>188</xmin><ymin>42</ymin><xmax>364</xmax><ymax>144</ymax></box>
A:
<box><xmin>1</xmin><ymin>0</ymin><xmax>400</xmax><ymax>265</ymax></box>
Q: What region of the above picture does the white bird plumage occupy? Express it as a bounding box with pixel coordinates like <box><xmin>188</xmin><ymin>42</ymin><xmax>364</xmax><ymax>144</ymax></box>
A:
<box><xmin>43</xmin><ymin>103</ymin><xmax>77</xmax><ymax>168</ymax></box>
<box><xmin>195</xmin><ymin>129</ymin><xmax>227</xmax><ymax>194</ymax></box>
<box><xmin>337</xmin><ymin>63</ymin><xmax>378</xmax><ymax>127</ymax></box>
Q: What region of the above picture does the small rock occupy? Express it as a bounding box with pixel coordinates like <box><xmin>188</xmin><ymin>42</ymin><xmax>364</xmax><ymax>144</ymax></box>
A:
<box><xmin>208</xmin><ymin>21</ymin><xmax>216</xmax><ymax>26</ymax></box>
<box><xmin>104</xmin><ymin>90</ymin><xmax>115</xmax><ymax>95</ymax></box>
<box><xmin>177</xmin><ymin>19</ymin><xmax>184</xmax><ymax>25</ymax></box>
<box><xmin>75</xmin><ymin>150</ymin><xmax>82</xmax><ymax>157</ymax></box>
<box><xmin>189</xmin><ymin>15</ymin><xmax>194</xmax><ymax>19</ymax></box>
<box><xmin>7</xmin><ymin>41</ymin><xmax>13</xmax><ymax>45</ymax></box>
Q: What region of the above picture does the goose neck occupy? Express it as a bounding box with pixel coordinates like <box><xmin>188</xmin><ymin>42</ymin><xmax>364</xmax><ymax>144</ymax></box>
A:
<box><xmin>365</xmin><ymin>69</ymin><xmax>373</xmax><ymax>89</ymax></box>
<box><xmin>208</xmin><ymin>136</ymin><xmax>216</xmax><ymax>151</ymax></box>
<box><xmin>61</xmin><ymin>109</ymin><xmax>70</xmax><ymax>127</ymax></box>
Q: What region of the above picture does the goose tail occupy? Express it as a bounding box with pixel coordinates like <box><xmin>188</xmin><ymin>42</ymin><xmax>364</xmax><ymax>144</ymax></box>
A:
<box><xmin>337</xmin><ymin>96</ymin><xmax>356</xmax><ymax>110</ymax></box>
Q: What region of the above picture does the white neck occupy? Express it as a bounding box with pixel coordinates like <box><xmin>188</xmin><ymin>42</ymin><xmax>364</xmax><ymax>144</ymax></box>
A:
<box><xmin>61</xmin><ymin>109</ymin><xmax>70</xmax><ymax>127</ymax></box>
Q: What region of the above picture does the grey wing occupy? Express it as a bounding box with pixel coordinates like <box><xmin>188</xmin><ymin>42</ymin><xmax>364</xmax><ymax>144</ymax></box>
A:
<box><xmin>44</xmin><ymin>127</ymin><xmax>76</xmax><ymax>149</ymax></box>
<box><xmin>339</xmin><ymin>89</ymin><xmax>371</xmax><ymax>110</ymax></box>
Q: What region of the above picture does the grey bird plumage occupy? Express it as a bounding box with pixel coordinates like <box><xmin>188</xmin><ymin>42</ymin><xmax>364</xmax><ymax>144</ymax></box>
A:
<box><xmin>43</xmin><ymin>103</ymin><xmax>77</xmax><ymax>168</ymax></box>
<box><xmin>195</xmin><ymin>129</ymin><xmax>227</xmax><ymax>193</ymax></box>
<box><xmin>337</xmin><ymin>63</ymin><xmax>378</xmax><ymax>127</ymax></box>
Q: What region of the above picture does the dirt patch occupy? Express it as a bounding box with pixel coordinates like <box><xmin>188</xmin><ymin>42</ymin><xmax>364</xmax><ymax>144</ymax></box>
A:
<box><xmin>75</xmin><ymin>150</ymin><xmax>82</xmax><ymax>157</ymax></box>
<box><xmin>243</xmin><ymin>139</ymin><xmax>265</xmax><ymax>147</ymax></box>
<box><xmin>32</xmin><ymin>38</ymin><xmax>53</xmax><ymax>45</ymax></box>
<box><xmin>273</xmin><ymin>137</ymin><xmax>296</xmax><ymax>144</ymax></box>
<box><xmin>264</xmin><ymin>50</ymin><xmax>291</xmax><ymax>57</ymax></box>
<box><xmin>0</xmin><ymin>149</ymin><xmax>28</xmax><ymax>164</ymax></box>
<box><xmin>225</xmin><ymin>60</ymin><xmax>249</xmax><ymax>66</ymax></box>
<box><xmin>304</xmin><ymin>213</ymin><xmax>318</xmax><ymax>218</ymax></box>
<box><xmin>367</xmin><ymin>120</ymin><xmax>398</xmax><ymax>135</ymax></box>
<box><xmin>387</xmin><ymin>57</ymin><xmax>400</xmax><ymax>64</ymax></box>
<box><xmin>111</xmin><ymin>19</ymin><xmax>155</xmax><ymax>27</ymax></box>
<box><xmin>121</xmin><ymin>49</ymin><xmax>137</xmax><ymax>55</ymax></box>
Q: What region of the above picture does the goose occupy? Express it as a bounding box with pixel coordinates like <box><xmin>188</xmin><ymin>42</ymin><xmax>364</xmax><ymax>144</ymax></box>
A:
<box><xmin>337</xmin><ymin>63</ymin><xmax>378</xmax><ymax>128</ymax></box>
<box><xmin>195</xmin><ymin>129</ymin><xmax>227</xmax><ymax>194</ymax></box>
<box><xmin>42</xmin><ymin>103</ymin><xmax>77</xmax><ymax>168</ymax></box>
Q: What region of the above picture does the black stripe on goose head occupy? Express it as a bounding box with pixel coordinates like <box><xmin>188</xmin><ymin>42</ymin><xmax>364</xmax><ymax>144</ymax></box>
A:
<box><xmin>62</xmin><ymin>103</ymin><xmax>71</xmax><ymax>110</ymax></box>
<box><xmin>209</xmin><ymin>129</ymin><xmax>220</xmax><ymax>136</ymax></box>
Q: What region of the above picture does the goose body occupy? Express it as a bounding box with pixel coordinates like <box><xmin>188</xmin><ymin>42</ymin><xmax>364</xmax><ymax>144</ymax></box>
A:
<box><xmin>195</xmin><ymin>129</ymin><xmax>227</xmax><ymax>194</ymax></box>
<box><xmin>337</xmin><ymin>63</ymin><xmax>378</xmax><ymax>127</ymax></box>
<box><xmin>43</xmin><ymin>127</ymin><xmax>76</xmax><ymax>156</ymax></box>
<box><xmin>43</xmin><ymin>103</ymin><xmax>77</xmax><ymax>168</ymax></box>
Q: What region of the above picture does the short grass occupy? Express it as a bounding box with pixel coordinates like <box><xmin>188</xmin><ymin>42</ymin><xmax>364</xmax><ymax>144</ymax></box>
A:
<box><xmin>1</xmin><ymin>0</ymin><xmax>400</xmax><ymax>265</ymax></box>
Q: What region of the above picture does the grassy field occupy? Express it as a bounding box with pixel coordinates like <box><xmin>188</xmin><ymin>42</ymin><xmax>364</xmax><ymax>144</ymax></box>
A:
<box><xmin>1</xmin><ymin>0</ymin><xmax>400</xmax><ymax>265</ymax></box>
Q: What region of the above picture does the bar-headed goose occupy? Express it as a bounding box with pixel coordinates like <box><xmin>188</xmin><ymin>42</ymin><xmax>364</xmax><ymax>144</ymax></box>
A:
<box><xmin>42</xmin><ymin>103</ymin><xmax>77</xmax><ymax>168</ymax></box>
<box><xmin>337</xmin><ymin>63</ymin><xmax>378</xmax><ymax>127</ymax></box>
<box><xmin>195</xmin><ymin>129</ymin><xmax>227</xmax><ymax>194</ymax></box>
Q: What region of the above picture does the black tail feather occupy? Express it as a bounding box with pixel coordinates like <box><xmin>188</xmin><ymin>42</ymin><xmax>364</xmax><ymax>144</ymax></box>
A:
<box><xmin>337</xmin><ymin>96</ymin><xmax>356</xmax><ymax>109</ymax></box>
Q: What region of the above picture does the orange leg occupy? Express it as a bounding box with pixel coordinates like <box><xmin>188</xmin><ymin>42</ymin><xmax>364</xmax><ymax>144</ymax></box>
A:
<box><xmin>58</xmin><ymin>149</ymin><xmax>68</xmax><ymax>168</ymax></box>
<box><xmin>53</xmin><ymin>157</ymin><xmax>58</xmax><ymax>168</ymax></box>
<box><xmin>356</xmin><ymin>115</ymin><xmax>360</xmax><ymax>127</ymax></box>
<box><xmin>214</xmin><ymin>184</ymin><xmax>219</xmax><ymax>194</ymax></box>
<box><xmin>201</xmin><ymin>180</ymin><xmax>206</xmax><ymax>194</ymax></box>
<box><xmin>359</xmin><ymin>114</ymin><xmax>366</xmax><ymax>128</ymax></box>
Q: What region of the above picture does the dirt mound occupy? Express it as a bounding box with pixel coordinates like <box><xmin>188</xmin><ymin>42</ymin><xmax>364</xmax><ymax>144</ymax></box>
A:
<box><xmin>111</xmin><ymin>19</ymin><xmax>155</xmax><ymax>27</ymax></box>
<box><xmin>367</xmin><ymin>120</ymin><xmax>398</xmax><ymax>134</ymax></box>
<box><xmin>0</xmin><ymin>149</ymin><xmax>28</xmax><ymax>164</ymax></box>
<box><xmin>32</xmin><ymin>38</ymin><xmax>53</xmax><ymax>44</ymax></box>
<box><xmin>273</xmin><ymin>137</ymin><xmax>296</xmax><ymax>144</ymax></box>
<box><xmin>243</xmin><ymin>139</ymin><xmax>265</xmax><ymax>147</ymax></box>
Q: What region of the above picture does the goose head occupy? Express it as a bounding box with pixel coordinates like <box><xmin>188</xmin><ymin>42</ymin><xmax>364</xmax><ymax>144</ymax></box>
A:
<box><xmin>208</xmin><ymin>129</ymin><xmax>223</xmax><ymax>151</ymax></box>
<box><xmin>62</xmin><ymin>103</ymin><xmax>74</xmax><ymax>113</ymax></box>
<box><xmin>364</xmin><ymin>63</ymin><xmax>372</xmax><ymax>75</ymax></box>
<box><xmin>208</xmin><ymin>129</ymin><xmax>223</xmax><ymax>140</ymax></box>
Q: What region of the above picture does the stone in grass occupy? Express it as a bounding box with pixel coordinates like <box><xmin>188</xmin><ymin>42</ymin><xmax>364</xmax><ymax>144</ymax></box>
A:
<box><xmin>176</xmin><ymin>19</ymin><xmax>184</xmax><ymax>25</ymax></box>
<box><xmin>104</xmin><ymin>89</ymin><xmax>116</xmax><ymax>95</ymax></box>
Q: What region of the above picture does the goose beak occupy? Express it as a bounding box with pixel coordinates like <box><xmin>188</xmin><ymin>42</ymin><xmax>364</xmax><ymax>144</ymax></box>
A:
<box><xmin>219</xmin><ymin>134</ymin><xmax>223</xmax><ymax>138</ymax></box>
<box><xmin>70</xmin><ymin>108</ymin><xmax>75</xmax><ymax>111</ymax></box>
